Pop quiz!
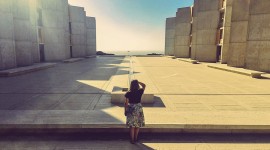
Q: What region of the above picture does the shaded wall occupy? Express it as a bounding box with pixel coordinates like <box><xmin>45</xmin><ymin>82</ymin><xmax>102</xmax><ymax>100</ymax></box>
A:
<box><xmin>174</xmin><ymin>7</ymin><xmax>192</xmax><ymax>58</ymax></box>
<box><xmin>192</xmin><ymin>0</ymin><xmax>220</xmax><ymax>62</ymax></box>
<box><xmin>227</xmin><ymin>0</ymin><xmax>250</xmax><ymax>67</ymax></box>
<box><xmin>246</xmin><ymin>0</ymin><xmax>270</xmax><ymax>72</ymax></box>
<box><xmin>220</xmin><ymin>0</ymin><xmax>233</xmax><ymax>64</ymax></box>
<box><xmin>37</xmin><ymin>0</ymin><xmax>70</xmax><ymax>61</ymax></box>
<box><xmin>86</xmin><ymin>17</ymin><xmax>96</xmax><ymax>56</ymax></box>
<box><xmin>69</xmin><ymin>6</ymin><xmax>87</xmax><ymax>57</ymax></box>
<box><xmin>13</xmin><ymin>0</ymin><xmax>33</xmax><ymax>67</ymax></box>
<box><xmin>165</xmin><ymin>17</ymin><xmax>175</xmax><ymax>56</ymax></box>
<box><xmin>0</xmin><ymin>0</ymin><xmax>16</xmax><ymax>70</ymax></box>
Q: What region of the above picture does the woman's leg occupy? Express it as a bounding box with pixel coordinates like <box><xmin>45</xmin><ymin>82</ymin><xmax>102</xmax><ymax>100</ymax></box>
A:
<box><xmin>134</xmin><ymin>127</ymin><xmax>140</xmax><ymax>142</ymax></box>
<box><xmin>130</xmin><ymin>127</ymin><xmax>135</xmax><ymax>143</ymax></box>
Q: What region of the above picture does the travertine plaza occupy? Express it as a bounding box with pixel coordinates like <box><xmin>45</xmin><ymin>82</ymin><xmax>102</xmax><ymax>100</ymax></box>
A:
<box><xmin>165</xmin><ymin>0</ymin><xmax>270</xmax><ymax>73</ymax></box>
<box><xmin>0</xmin><ymin>0</ymin><xmax>96</xmax><ymax>70</ymax></box>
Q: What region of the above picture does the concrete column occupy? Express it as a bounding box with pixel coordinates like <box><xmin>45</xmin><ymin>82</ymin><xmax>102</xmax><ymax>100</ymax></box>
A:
<box><xmin>37</xmin><ymin>0</ymin><xmax>70</xmax><ymax>61</ymax></box>
<box><xmin>220</xmin><ymin>0</ymin><xmax>233</xmax><ymax>64</ymax></box>
<box><xmin>174</xmin><ymin>7</ymin><xmax>192</xmax><ymax>58</ymax></box>
<box><xmin>29</xmin><ymin>0</ymin><xmax>40</xmax><ymax>63</ymax></box>
<box><xmin>86</xmin><ymin>17</ymin><xmax>96</xmax><ymax>56</ymax></box>
<box><xmin>194</xmin><ymin>0</ymin><xmax>220</xmax><ymax>62</ymax></box>
<box><xmin>13</xmin><ymin>0</ymin><xmax>34</xmax><ymax>67</ymax></box>
<box><xmin>227</xmin><ymin>0</ymin><xmax>250</xmax><ymax>67</ymax></box>
<box><xmin>246</xmin><ymin>0</ymin><xmax>270</xmax><ymax>72</ymax></box>
<box><xmin>69</xmin><ymin>6</ymin><xmax>87</xmax><ymax>58</ymax></box>
<box><xmin>165</xmin><ymin>17</ymin><xmax>176</xmax><ymax>56</ymax></box>
<box><xmin>0</xmin><ymin>0</ymin><xmax>17</xmax><ymax>70</ymax></box>
<box><xmin>191</xmin><ymin>0</ymin><xmax>199</xmax><ymax>60</ymax></box>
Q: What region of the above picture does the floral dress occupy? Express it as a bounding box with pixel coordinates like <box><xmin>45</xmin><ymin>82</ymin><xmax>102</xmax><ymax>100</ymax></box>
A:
<box><xmin>126</xmin><ymin>103</ymin><xmax>145</xmax><ymax>128</ymax></box>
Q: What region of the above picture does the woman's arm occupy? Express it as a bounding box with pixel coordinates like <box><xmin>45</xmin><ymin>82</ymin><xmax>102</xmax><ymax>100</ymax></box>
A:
<box><xmin>125</xmin><ymin>98</ymin><xmax>129</xmax><ymax>106</ymax></box>
<box><xmin>138</xmin><ymin>81</ymin><xmax>146</xmax><ymax>90</ymax></box>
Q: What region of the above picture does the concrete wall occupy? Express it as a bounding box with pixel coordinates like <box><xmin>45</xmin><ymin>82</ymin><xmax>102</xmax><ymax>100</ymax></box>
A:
<box><xmin>13</xmin><ymin>0</ymin><xmax>34</xmax><ymax>67</ymax></box>
<box><xmin>227</xmin><ymin>0</ymin><xmax>250</xmax><ymax>67</ymax></box>
<box><xmin>220</xmin><ymin>0</ymin><xmax>233</xmax><ymax>64</ymax></box>
<box><xmin>174</xmin><ymin>7</ymin><xmax>192</xmax><ymax>58</ymax></box>
<box><xmin>191</xmin><ymin>0</ymin><xmax>199</xmax><ymax>60</ymax></box>
<box><xmin>245</xmin><ymin>0</ymin><xmax>270</xmax><ymax>72</ymax></box>
<box><xmin>0</xmin><ymin>0</ymin><xmax>17</xmax><ymax>70</ymax></box>
<box><xmin>165</xmin><ymin>17</ymin><xmax>175</xmax><ymax>56</ymax></box>
<box><xmin>38</xmin><ymin>0</ymin><xmax>70</xmax><ymax>61</ymax></box>
<box><xmin>194</xmin><ymin>0</ymin><xmax>220</xmax><ymax>62</ymax></box>
<box><xmin>86</xmin><ymin>17</ymin><xmax>96</xmax><ymax>56</ymax></box>
<box><xmin>69</xmin><ymin>6</ymin><xmax>87</xmax><ymax>58</ymax></box>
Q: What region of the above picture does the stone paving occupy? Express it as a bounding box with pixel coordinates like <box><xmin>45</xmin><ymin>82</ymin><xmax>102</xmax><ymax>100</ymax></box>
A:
<box><xmin>1</xmin><ymin>133</ymin><xmax>270</xmax><ymax>150</ymax></box>
<box><xmin>0</xmin><ymin>56</ymin><xmax>270</xmax><ymax>132</ymax></box>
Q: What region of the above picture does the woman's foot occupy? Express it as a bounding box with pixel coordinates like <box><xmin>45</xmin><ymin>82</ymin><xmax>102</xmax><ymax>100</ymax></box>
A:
<box><xmin>130</xmin><ymin>140</ymin><xmax>135</xmax><ymax>144</ymax></box>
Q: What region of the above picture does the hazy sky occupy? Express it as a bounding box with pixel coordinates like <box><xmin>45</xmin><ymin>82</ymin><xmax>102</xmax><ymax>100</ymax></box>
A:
<box><xmin>68</xmin><ymin>0</ymin><xmax>193</xmax><ymax>52</ymax></box>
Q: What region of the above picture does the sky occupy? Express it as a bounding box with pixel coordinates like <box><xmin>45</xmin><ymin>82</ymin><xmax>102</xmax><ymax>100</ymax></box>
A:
<box><xmin>68</xmin><ymin>0</ymin><xmax>194</xmax><ymax>53</ymax></box>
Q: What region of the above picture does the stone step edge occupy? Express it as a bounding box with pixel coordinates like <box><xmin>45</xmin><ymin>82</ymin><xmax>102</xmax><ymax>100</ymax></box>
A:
<box><xmin>207</xmin><ymin>65</ymin><xmax>264</xmax><ymax>78</ymax></box>
<box><xmin>177</xmin><ymin>58</ymin><xmax>199</xmax><ymax>64</ymax></box>
<box><xmin>0</xmin><ymin>63</ymin><xmax>56</xmax><ymax>77</ymax></box>
<box><xmin>1</xmin><ymin>124</ymin><xmax>270</xmax><ymax>134</ymax></box>
<box><xmin>63</xmin><ymin>58</ymin><xmax>85</xmax><ymax>63</ymax></box>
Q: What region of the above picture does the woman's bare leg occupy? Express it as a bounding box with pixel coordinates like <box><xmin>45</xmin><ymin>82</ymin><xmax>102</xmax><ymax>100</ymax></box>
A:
<box><xmin>130</xmin><ymin>127</ymin><xmax>135</xmax><ymax>143</ymax></box>
<box><xmin>134</xmin><ymin>127</ymin><xmax>140</xmax><ymax>142</ymax></box>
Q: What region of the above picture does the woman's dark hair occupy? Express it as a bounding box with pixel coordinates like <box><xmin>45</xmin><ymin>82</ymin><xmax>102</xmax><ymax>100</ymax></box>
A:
<box><xmin>130</xmin><ymin>80</ymin><xmax>139</xmax><ymax>92</ymax></box>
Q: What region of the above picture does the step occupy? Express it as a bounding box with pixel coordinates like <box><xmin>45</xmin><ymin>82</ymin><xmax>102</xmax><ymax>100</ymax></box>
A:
<box><xmin>0</xmin><ymin>63</ymin><xmax>56</xmax><ymax>77</ymax></box>
<box><xmin>63</xmin><ymin>58</ymin><xmax>85</xmax><ymax>63</ymax></box>
<box><xmin>178</xmin><ymin>58</ymin><xmax>199</xmax><ymax>64</ymax></box>
<box><xmin>207</xmin><ymin>64</ymin><xmax>265</xmax><ymax>78</ymax></box>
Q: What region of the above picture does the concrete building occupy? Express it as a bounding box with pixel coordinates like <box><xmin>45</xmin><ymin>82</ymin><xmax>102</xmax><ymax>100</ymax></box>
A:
<box><xmin>86</xmin><ymin>17</ymin><xmax>97</xmax><ymax>56</ymax></box>
<box><xmin>228</xmin><ymin>0</ymin><xmax>270</xmax><ymax>72</ymax></box>
<box><xmin>0</xmin><ymin>0</ymin><xmax>96</xmax><ymax>71</ymax></box>
<box><xmin>165</xmin><ymin>17</ymin><xmax>176</xmax><ymax>56</ymax></box>
<box><xmin>69</xmin><ymin>6</ymin><xmax>87</xmax><ymax>58</ymax></box>
<box><xmin>0</xmin><ymin>0</ymin><xmax>17</xmax><ymax>70</ymax></box>
<box><xmin>166</xmin><ymin>0</ymin><xmax>270</xmax><ymax>72</ymax></box>
<box><xmin>174</xmin><ymin>7</ymin><xmax>192</xmax><ymax>58</ymax></box>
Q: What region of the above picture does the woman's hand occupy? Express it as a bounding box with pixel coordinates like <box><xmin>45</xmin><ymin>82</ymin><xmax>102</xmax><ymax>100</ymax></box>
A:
<box><xmin>138</xmin><ymin>81</ymin><xmax>146</xmax><ymax>90</ymax></box>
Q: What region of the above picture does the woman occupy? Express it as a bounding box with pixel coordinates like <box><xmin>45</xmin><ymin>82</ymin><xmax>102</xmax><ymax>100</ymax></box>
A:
<box><xmin>125</xmin><ymin>80</ymin><xmax>146</xmax><ymax>144</ymax></box>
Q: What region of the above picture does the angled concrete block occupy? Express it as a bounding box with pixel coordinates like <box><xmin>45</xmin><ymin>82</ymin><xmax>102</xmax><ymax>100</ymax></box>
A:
<box><xmin>0</xmin><ymin>13</ymin><xmax>14</xmax><ymax>39</ymax></box>
<box><xmin>250</xmin><ymin>0</ymin><xmax>270</xmax><ymax>15</ymax></box>
<box><xmin>174</xmin><ymin>46</ymin><xmax>190</xmax><ymax>58</ymax></box>
<box><xmin>175</xmin><ymin>23</ymin><xmax>191</xmax><ymax>36</ymax></box>
<box><xmin>71</xmin><ymin>22</ymin><xmax>86</xmax><ymax>35</ymax></box>
<box><xmin>13</xmin><ymin>19</ymin><xmax>31</xmax><ymax>41</ymax></box>
<box><xmin>87</xmin><ymin>29</ymin><xmax>96</xmax><ymax>39</ymax></box>
<box><xmin>12</xmin><ymin>0</ymin><xmax>29</xmax><ymax>20</ymax></box>
<box><xmin>166</xmin><ymin>29</ymin><xmax>175</xmax><ymax>38</ymax></box>
<box><xmin>197</xmin><ymin>11</ymin><xmax>219</xmax><ymax>30</ymax></box>
<box><xmin>44</xmin><ymin>43</ymin><xmax>68</xmax><ymax>61</ymax></box>
<box><xmin>86</xmin><ymin>46</ymin><xmax>96</xmax><ymax>56</ymax></box>
<box><xmin>176</xmin><ymin>7</ymin><xmax>192</xmax><ymax>24</ymax></box>
<box><xmin>43</xmin><ymin>28</ymin><xmax>65</xmax><ymax>44</ymax></box>
<box><xmin>0</xmin><ymin>0</ymin><xmax>13</xmax><ymax>13</ymax></box>
<box><xmin>223</xmin><ymin>27</ymin><xmax>231</xmax><ymax>44</ymax></box>
<box><xmin>224</xmin><ymin>6</ymin><xmax>232</xmax><ymax>27</ymax></box>
<box><xmin>31</xmin><ymin>43</ymin><xmax>40</xmax><ymax>63</ymax></box>
<box><xmin>175</xmin><ymin>36</ymin><xmax>190</xmax><ymax>46</ymax></box>
<box><xmin>15</xmin><ymin>41</ymin><xmax>33</xmax><ymax>66</ymax></box>
<box><xmin>248</xmin><ymin>14</ymin><xmax>270</xmax><ymax>41</ymax></box>
<box><xmin>0</xmin><ymin>39</ymin><xmax>16</xmax><ymax>70</ymax></box>
<box><xmin>71</xmin><ymin>35</ymin><xmax>86</xmax><ymax>45</ymax></box>
<box><xmin>230</xmin><ymin>21</ymin><xmax>248</xmax><ymax>43</ymax></box>
<box><xmin>198</xmin><ymin>0</ymin><xmax>219</xmax><ymax>11</ymax></box>
<box><xmin>72</xmin><ymin>45</ymin><xmax>86</xmax><ymax>57</ymax></box>
<box><xmin>221</xmin><ymin>44</ymin><xmax>229</xmax><ymax>64</ymax></box>
<box><xmin>69</xmin><ymin>6</ymin><xmax>86</xmax><ymax>23</ymax></box>
<box><xmin>231</xmin><ymin>0</ymin><xmax>250</xmax><ymax>21</ymax></box>
<box><xmin>196</xmin><ymin>30</ymin><xmax>217</xmax><ymax>45</ymax></box>
<box><xmin>191</xmin><ymin>45</ymin><xmax>197</xmax><ymax>59</ymax></box>
<box><xmin>196</xmin><ymin>45</ymin><xmax>217</xmax><ymax>62</ymax></box>
<box><xmin>86</xmin><ymin>17</ymin><xmax>96</xmax><ymax>29</ymax></box>
<box><xmin>166</xmin><ymin>17</ymin><xmax>176</xmax><ymax>29</ymax></box>
<box><xmin>193</xmin><ymin>0</ymin><xmax>199</xmax><ymax>17</ymax></box>
<box><xmin>227</xmin><ymin>43</ymin><xmax>246</xmax><ymax>67</ymax></box>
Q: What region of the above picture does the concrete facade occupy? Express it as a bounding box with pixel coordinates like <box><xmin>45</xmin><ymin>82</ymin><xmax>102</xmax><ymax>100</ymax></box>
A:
<box><xmin>13</xmin><ymin>0</ymin><xmax>33</xmax><ymax>67</ymax></box>
<box><xmin>0</xmin><ymin>0</ymin><xmax>16</xmax><ymax>70</ymax></box>
<box><xmin>193</xmin><ymin>0</ymin><xmax>220</xmax><ymax>62</ymax></box>
<box><xmin>174</xmin><ymin>7</ymin><xmax>192</xmax><ymax>58</ymax></box>
<box><xmin>86</xmin><ymin>17</ymin><xmax>97</xmax><ymax>56</ymax></box>
<box><xmin>37</xmin><ymin>0</ymin><xmax>70</xmax><ymax>61</ymax></box>
<box><xmin>165</xmin><ymin>17</ymin><xmax>175</xmax><ymax>56</ymax></box>
<box><xmin>69</xmin><ymin>6</ymin><xmax>87</xmax><ymax>58</ymax></box>
<box><xmin>0</xmin><ymin>0</ymin><xmax>96</xmax><ymax>70</ymax></box>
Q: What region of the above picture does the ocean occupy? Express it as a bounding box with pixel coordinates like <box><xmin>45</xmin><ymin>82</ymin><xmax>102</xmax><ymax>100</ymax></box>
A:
<box><xmin>103</xmin><ymin>50</ymin><xmax>164</xmax><ymax>56</ymax></box>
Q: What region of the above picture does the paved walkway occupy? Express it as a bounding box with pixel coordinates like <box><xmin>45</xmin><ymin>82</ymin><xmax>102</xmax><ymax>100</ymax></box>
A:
<box><xmin>0</xmin><ymin>56</ymin><xmax>270</xmax><ymax>132</ymax></box>
<box><xmin>1</xmin><ymin>133</ymin><xmax>270</xmax><ymax>150</ymax></box>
